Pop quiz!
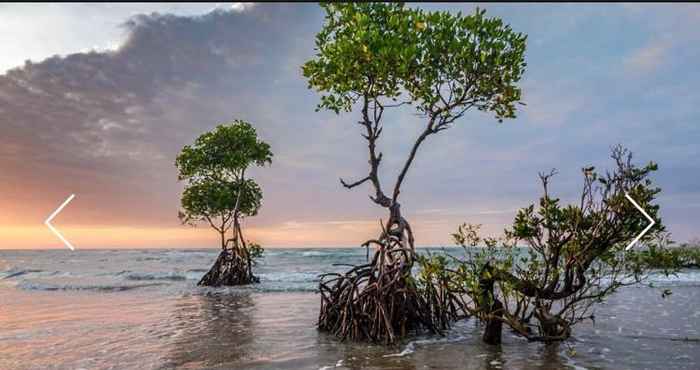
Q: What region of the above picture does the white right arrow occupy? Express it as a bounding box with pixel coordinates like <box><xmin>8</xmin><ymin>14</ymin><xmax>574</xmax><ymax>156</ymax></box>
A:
<box><xmin>45</xmin><ymin>194</ymin><xmax>76</xmax><ymax>251</ymax></box>
<box><xmin>624</xmin><ymin>192</ymin><xmax>655</xmax><ymax>251</ymax></box>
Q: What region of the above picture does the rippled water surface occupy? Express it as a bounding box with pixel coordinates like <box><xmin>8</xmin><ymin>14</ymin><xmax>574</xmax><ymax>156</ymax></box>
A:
<box><xmin>1</xmin><ymin>248</ymin><xmax>699</xmax><ymax>370</ymax></box>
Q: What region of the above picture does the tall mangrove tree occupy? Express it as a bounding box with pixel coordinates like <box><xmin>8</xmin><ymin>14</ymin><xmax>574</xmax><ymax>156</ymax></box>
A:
<box><xmin>302</xmin><ymin>3</ymin><xmax>527</xmax><ymax>343</ymax></box>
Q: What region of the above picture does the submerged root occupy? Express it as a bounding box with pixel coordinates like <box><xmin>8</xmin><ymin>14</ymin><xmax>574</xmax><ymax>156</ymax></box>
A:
<box><xmin>198</xmin><ymin>248</ymin><xmax>258</xmax><ymax>287</ymax></box>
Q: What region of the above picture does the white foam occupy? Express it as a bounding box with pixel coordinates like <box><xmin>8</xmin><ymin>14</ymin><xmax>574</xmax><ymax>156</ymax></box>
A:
<box><xmin>382</xmin><ymin>334</ymin><xmax>467</xmax><ymax>358</ymax></box>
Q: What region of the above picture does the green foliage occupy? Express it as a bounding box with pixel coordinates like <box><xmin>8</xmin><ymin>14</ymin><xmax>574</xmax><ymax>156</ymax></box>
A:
<box><xmin>628</xmin><ymin>240</ymin><xmax>700</xmax><ymax>270</ymax></box>
<box><xmin>175</xmin><ymin>120</ymin><xmax>271</xmax><ymax>240</ymax></box>
<box><xmin>248</xmin><ymin>242</ymin><xmax>265</xmax><ymax>265</ymax></box>
<box><xmin>421</xmin><ymin>147</ymin><xmax>682</xmax><ymax>343</ymax></box>
<box><xmin>303</xmin><ymin>3</ymin><xmax>527</xmax><ymax>122</ymax></box>
<box><xmin>175</xmin><ymin>120</ymin><xmax>272</xmax><ymax>182</ymax></box>
<box><xmin>416</xmin><ymin>252</ymin><xmax>451</xmax><ymax>288</ymax></box>
<box><xmin>179</xmin><ymin>179</ymin><xmax>262</xmax><ymax>227</ymax></box>
<box><xmin>445</xmin><ymin>224</ymin><xmax>520</xmax><ymax>310</ymax></box>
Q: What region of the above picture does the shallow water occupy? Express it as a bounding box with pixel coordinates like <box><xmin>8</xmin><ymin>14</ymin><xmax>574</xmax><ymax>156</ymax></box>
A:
<box><xmin>1</xmin><ymin>248</ymin><xmax>699</xmax><ymax>370</ymax></box>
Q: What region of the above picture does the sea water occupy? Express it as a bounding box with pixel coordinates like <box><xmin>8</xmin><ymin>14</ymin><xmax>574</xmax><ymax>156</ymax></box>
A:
<box><xmin>1</xmin><ymin>248</ymin><xmax>699</xmax><ymax>369</ymax></box>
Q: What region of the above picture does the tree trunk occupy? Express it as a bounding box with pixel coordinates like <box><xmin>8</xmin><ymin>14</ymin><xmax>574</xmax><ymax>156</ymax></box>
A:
<box><xmin>198</xmin><ymin>218</ymin><xmax>259</xmax><ymax>287</ymax></box>
<box><xmin>535</xmin><ymin>308</ymin><xmax>571</xmax><ymax>342</ymax></box>
<box><xmin>480</xmin><ymin>263</ymin><xmax>503</xmax><ymax>345</ymax></box>
<box><xmin>482</xmin><ymin>299</ymin><xmax>504</xmax><ymax>345</ymax></box>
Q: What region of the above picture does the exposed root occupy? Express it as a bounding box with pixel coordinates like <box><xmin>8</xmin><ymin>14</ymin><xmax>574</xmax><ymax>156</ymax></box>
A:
<box><xmin>198</xmin><ymin>248</ymin><xmax>259</xmax><ymax>286</ymax></box>
<box><xmin>198</xmin><ymin>219</ymin><xmax>258</xmax><ymax>287</ymax></box>
<box><xmin>318</xmin><ymin>216</ymin><xmax>454</xmax><ymax>344</ymax></box>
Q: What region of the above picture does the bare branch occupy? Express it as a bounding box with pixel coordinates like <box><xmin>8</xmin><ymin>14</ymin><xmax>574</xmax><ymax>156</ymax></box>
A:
<box><xmin>340</xmin><ymin>176</ymin><xmax>371</xmax><ymax>189</ymax></box>
<box><xmin>392</xmin><ymin>116</ymin><xmax>437</xmax><ymax>202</ymax></box>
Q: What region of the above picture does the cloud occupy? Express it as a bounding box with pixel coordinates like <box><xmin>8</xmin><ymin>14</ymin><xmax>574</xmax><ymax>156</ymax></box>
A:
<box><xmin>0</xmin><ymin>4</ymin><xmax>238</xmax><ymax>74</ymax></box>
<box><xmin>0</xmin><ymin>4</ymin><xmax>323</xmax><ymax>227</ymax></box>
<box><xmin>623</xmin><ymin>39</ymin><xmax>671</xmax><ymax>74</ymax></box>
<box><xmin>620</xmin><ymin>5</ymin><xmax>700</xmax><ymax>76</ymax></box>
<box><xmin>520</xmin><ymin>79</ymin><xmax>585</xmax><ymax>127</ymax></box>
<box><xmin>415</xmin><ymin>208</ymin><xmax>518</xmax><ymax>217</ymax></box>
<box><xmin>230</xmin><ymin>3</ymin><xmax>256</xmax><ymax>12</ymax></box>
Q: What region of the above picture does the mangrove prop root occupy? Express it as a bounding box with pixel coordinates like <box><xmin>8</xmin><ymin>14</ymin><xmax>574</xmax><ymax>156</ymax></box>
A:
<box><xmin>317</xmin><ymin>219</ymin><xmax>453</xmax><ymax>344</ymax></box>
<box><xmin>198</xmin><ymin>221</ymin><xmax>258</xmax><ymax>287</ymax></box>
<box><xmin>198</xmin><ymin>248</ymin><xmax>259</xmax><ymax>286</ymax></box>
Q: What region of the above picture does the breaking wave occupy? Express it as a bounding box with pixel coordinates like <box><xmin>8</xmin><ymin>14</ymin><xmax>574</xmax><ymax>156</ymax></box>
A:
<box><xmin>124</xmin><ymin>271</ymin><xmax>191</xmax><ymax>281</ymax></box>
<box><xmin>17</xmin><ymin>280</ymin><xmax>165</xmax><ymax>292</ymax></box>
<box><xmin>1</xmin><ymin>269</ymin><xmax>44</xmax><ymax>279</ymax></box>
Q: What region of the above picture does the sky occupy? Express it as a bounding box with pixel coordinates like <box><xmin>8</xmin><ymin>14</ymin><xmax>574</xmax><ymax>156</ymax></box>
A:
<box><xmin>0</xmin><ymin>3</ymin><xmax>699</xmax><ymax>249</ymax></box>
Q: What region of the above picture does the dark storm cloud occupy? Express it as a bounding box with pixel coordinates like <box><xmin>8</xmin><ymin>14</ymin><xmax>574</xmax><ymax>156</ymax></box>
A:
<box><xmin>1</xmin><ymin>4</ymin><xmax>314</xmax><ymax>163</ymax></box>
<box><xmin>0</xmin><ymin>4</ymin><xmax>330</xmax><ymax>226</ymax></box>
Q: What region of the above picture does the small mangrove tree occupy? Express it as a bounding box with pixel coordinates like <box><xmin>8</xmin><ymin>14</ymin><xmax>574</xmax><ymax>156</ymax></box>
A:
<box><xmin>420</xmin><ymin>146</ymin><xmax>670</xmax><ymax>344</ymax></box>
<box><xmin>176</xmin><ymin>120</ymin><xmax>272</xmax><ymax>286</ymax></box>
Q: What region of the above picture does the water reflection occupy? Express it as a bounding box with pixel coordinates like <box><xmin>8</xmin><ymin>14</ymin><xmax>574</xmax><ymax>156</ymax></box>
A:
<box><xmin>162</xmin><ymin>290</ymin><xmax>257</xmax><ymax>369</ymax></box>
<box><xmin>157</xmin><ymin>290</ymin><xmax>579</xmax><ymax>370</ymax></box>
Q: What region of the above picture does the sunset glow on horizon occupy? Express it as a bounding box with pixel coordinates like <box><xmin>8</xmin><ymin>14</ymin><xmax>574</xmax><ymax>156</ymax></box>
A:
<box><xmin>0</xmin><ymin>216</ymin><xmax>504</xmax><ymax>249</ymax></box>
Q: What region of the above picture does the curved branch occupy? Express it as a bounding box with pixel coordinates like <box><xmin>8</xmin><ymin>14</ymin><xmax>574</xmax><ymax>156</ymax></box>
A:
<box><xmin>340</xmin><ymin>176</ymin><xmax>371</xmax><ymax>189</ymax></box>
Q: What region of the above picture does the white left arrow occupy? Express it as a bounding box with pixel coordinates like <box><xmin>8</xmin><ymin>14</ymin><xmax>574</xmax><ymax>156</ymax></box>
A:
<box><xmin>45</xmin><ymin>194</ymin><xmax>76</xmax><ymax>251</ymax></box>
<box><xmin>624</xmin><ymin>192</ymin><xmax>655</xmax><ymax>251</ymax></box>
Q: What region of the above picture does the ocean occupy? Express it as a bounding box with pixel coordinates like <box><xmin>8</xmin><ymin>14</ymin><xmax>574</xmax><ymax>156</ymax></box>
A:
<box><xmin>1</xmin><ymin>248</ymin><xmax>699</xmax><ymax>370</ymax></box>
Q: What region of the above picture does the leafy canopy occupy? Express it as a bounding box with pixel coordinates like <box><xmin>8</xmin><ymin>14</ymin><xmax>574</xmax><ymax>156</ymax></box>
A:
<box><xmin>175</xmin><ymin>120</ymin><xmax>272</xmax><ymax>182</ymax></box>
<box><xmin>302</xmin><ymin>3</ymin><xmax>527</xmax><ymax>122</ymax></box>
<box><xmin>176</xmin><ymin>120</ymin><xmax>271</xmax><ymax>230</ymax></box>
<box><xmin>179</xmin><ymin>179</ymin><xmax>263</xmax><ymax>227</ymax></box>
